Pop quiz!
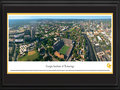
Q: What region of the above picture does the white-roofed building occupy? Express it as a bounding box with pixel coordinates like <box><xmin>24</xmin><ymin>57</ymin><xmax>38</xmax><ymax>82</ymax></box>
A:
<box><xmin>20</xmin><ymin>45</ymin><xmax>28</xmax><ymax>55</ymax></box>
<box><xmin>97</xmin><ymin>36</ymin><xmax>102</xmax><ymax>41</ymax></box>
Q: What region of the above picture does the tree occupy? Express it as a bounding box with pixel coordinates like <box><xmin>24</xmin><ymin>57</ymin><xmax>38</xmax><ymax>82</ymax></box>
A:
<box><xmin>73</xmin><ymin>53</ymin><xmax>77</xmax><ymax>58</ymax></box>
<box><xmin>77</xmin><ymin>56</ymin><xmax>81</xmax><ymax>59</ymax></box>
<box><xmin>59</xmin><ymin>59</ymin><xmax>65</xmax><ymax>61</ymax></box>
<box><xmin>48</xmin><ymin>47</ymin><xmax>53</xmax><ymax>54</ymax></box>
<box><xmin>44</xmin><ymin>56</ymin><xmax>52</xmax><ymax>61</ymax></box>
<box><xmin>38</xmin><ymin>55</ymin><xmax>44</xmax><ymax>61</ymax></box>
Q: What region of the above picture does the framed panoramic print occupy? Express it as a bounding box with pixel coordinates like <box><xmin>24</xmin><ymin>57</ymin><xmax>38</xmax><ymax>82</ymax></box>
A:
<box><xmin>7</xmin><ymin>13</ymin><xmax>113</xmax><ymax>74</ymax></box>
<box><xmin>0</xmin><ymin>0</ymin><xmax>120</xmax><ymax>89</ymax></box>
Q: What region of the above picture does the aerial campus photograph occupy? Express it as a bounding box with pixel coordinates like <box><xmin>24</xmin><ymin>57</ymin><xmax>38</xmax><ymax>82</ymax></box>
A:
<box><xmin>8</xmin><ymin>14</ymin><xmax>112</xmax><ymax>62</ymax></box>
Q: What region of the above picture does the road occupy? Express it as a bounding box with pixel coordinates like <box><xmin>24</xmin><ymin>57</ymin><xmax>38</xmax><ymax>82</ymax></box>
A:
<box><xmin>13</xmin><ymin>44</ymin><xmax>17</xmax><ymax>61</ymax></box>
<box><xmin>83</xmin><ymin>34</ymin><xmax>97</xmax><ymax>61</ymax></box>
<box><xmin>49</xmin><ymin>53</ymin><xmax>59</xmax><ymax>61</ymax></box>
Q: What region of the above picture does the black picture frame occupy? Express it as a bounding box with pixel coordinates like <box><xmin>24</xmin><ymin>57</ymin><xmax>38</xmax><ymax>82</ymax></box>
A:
<box><xmin>0</xmin><ymin>0</ymin><xmax>120</xmax><ymax>89</ymax></box>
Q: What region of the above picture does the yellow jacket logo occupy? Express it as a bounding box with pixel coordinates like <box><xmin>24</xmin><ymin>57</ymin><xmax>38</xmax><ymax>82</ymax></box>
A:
<box><xmin>107</xmin><ymin>63</ymin><xmax>111</xmax><ymax>69</ymax></box>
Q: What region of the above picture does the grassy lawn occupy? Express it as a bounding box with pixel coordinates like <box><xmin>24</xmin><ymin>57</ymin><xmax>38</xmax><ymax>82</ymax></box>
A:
<box><xmin>59</xmin><ymin>45</ymin><xmax>69</xmax><ymax>55</ymax></box>
<box><xmin>18</xmin><ymin>50</ymin><xmax>39</xmax><ymax>61</ymax></box>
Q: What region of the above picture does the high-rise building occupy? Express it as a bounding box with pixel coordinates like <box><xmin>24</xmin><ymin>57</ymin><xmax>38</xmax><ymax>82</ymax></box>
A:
<box><xmin>30</xmin><ymin>27</ymin><xmax>35</xmax><ymax>38</ymax></box>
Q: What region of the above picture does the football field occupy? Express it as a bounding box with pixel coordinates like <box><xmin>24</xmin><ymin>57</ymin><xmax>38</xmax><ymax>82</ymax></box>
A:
<box><xmin>59</xmin><ymin>45</ymin><xmax>69</xmax><ymax>55</ymax></box>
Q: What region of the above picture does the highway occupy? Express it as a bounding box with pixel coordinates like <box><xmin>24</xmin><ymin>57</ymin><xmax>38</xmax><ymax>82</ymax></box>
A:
<box><xmin>83</xmin><ymin>34</ymin><xmax>97</xmax><ymax>61</ymax></box>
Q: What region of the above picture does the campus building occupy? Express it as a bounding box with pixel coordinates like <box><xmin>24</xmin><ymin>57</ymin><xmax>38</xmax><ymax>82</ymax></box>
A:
<box><xmin>53</xmin><ymin>40</ymin><xmax>64</xmax><ymax>51</ymax></box>
<box><xmin>20</xmin><ymin>45</ymin><xmax>27</xmax><ymax>56</ymax></box>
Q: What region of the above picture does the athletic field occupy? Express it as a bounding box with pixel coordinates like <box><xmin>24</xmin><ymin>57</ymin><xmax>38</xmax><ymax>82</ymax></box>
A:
<box><xmin>18</xmin><ymin>50</ymin><xmax>39</xmax><ymax>61</ymax></box>
<box><xmin>59</xmin><ymin>45</ymin><xmax>69</xmax><ymax>55</ymax></box>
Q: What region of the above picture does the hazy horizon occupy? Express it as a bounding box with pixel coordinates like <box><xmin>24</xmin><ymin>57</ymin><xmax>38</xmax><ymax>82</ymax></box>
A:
<box><xmin>9</xmin><ymin>15</ymin><xmax>111</xmax><ymax>20</ymax></box>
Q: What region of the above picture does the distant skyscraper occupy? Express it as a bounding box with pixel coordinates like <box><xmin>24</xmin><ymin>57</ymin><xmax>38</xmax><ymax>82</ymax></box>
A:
<box><xmin>30</xmin><ymin>27</ymin><xmax>35</xmax><ymax>38</ymax></box>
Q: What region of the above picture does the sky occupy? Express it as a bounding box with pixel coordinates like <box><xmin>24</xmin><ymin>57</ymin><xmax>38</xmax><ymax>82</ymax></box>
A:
<box><xmin>9</xmin><ymin>15</ymin><xmax>111</xmax><ymax>20</ymax></box>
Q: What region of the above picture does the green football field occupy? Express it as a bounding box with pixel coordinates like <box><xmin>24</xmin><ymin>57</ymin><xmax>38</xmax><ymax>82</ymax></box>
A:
<box><xmin>59</xmin><ymin>45</ymin><xmax>69</xmax><ymax>55</ymax></box>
